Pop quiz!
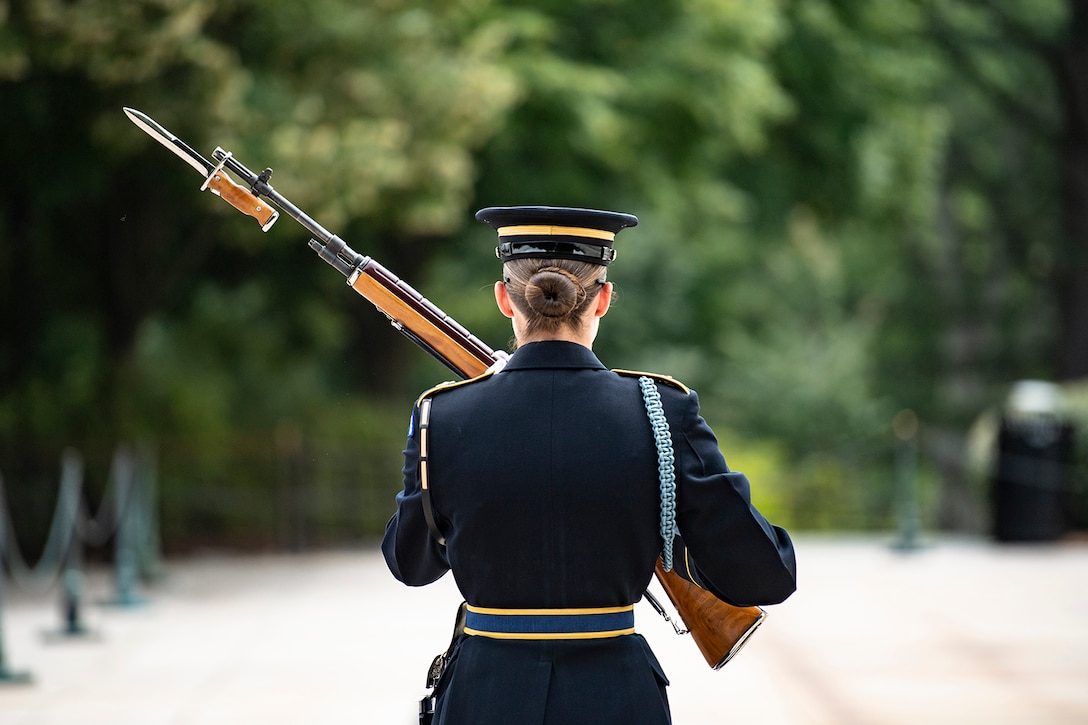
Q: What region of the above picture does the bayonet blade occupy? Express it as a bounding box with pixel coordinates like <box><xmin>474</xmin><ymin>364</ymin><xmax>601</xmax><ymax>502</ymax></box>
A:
<box><xmin>123</xmin><ymin>107</ymin><xmax>213</xmax><ymax>176</ymax></box>
<box><xmin>124</xmin><ymin>106</ymin><xmax>280</xmax><ymax>231</ymax></box>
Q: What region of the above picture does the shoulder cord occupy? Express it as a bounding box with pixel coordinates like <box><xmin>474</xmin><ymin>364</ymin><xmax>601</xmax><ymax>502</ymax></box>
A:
<box><xmin>638</xmin><ymin>376</ymin><xmax>676</xmax><ymax>571</ymax></box>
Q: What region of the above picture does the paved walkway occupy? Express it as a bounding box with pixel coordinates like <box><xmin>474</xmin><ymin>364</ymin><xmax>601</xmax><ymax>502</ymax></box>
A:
<box><xmin>2</xmin><ymin>536</ymin><xmax>1086</xmax><ymax>724</ymax></box>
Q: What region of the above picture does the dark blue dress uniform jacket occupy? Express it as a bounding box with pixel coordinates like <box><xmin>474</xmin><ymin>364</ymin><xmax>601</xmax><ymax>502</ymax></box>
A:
<box><xmin>382</xmin><ymin>341</ymin><xmax>796</xmax><ymax>724</ymax></box>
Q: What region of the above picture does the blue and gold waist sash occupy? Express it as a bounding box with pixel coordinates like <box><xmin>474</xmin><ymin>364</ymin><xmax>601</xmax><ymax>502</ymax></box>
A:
<box><xmin>463</xmin><ymin>604</ymin><xmax>635</xmax><ymax>640</ymax></box>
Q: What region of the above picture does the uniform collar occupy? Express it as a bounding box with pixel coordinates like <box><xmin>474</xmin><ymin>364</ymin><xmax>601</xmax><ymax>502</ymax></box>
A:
<box><xmin>501</xmin><ymin>341</ymin><xmax>608</xmax><ymax>371</ymax></box>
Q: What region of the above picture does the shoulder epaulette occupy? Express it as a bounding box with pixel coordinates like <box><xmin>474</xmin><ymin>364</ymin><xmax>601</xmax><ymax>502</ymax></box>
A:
<box><xmin>611</xmin><ymin>369</ymin><xmax>691</xmax><ymax>395</ymax></box>
<box><xmin>415</xmin><ymin>371</ymin><xmax>495</xmax><ymax>406</ymax></box>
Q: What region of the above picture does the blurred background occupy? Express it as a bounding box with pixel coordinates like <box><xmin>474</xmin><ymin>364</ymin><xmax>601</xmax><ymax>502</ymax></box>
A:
<box><xmin>3</xmin><ymin>1</ymin><xmax>1088</xmax><ymax>721</ymax></box>
<box><xmin>2</xmin><ymin>0</ymin><xmax>1088</xmax><ymax>704</ymax></box>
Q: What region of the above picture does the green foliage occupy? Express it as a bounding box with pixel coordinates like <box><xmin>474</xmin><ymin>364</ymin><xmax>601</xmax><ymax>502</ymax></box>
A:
<box><xmin>219</xmin><ymin>0</ymin><xmax>521</xmax><ymax>235</ymax></box>
<box><xmin>0</xmin><ymin>0</ymin><xmax>1080</xmax><ymax>547</ymax></box>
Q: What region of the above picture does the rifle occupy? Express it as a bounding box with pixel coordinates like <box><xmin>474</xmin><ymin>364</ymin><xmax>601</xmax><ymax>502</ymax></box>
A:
<box><xmin>123</xmin><ymin>107</ymin><xmax>765</xmax><ymax>668</ymax></box>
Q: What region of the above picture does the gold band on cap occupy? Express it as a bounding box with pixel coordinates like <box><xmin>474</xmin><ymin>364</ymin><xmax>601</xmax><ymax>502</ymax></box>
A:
<box><xmin>497</xmin><ymin>225</ymin><xmax>616</xmax><ymax>242</ymax></box>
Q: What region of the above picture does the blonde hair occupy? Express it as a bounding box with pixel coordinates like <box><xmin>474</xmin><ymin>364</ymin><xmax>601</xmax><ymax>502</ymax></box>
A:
<box><xmin>503</xmin><ymin>258</ymin><xmax>607</xmax><ymax>338</ymax></box>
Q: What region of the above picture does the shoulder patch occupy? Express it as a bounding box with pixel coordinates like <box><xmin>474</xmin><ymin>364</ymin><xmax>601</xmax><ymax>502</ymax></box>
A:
<box><xmin>415</xmin><ymin>371</ymin><xmax>495</xmax><ymax>406</ymax></box>
<box><xmin>611</xmin><ymin>369</ymin><xmax>691</xmax><ymax>395</ymax></box>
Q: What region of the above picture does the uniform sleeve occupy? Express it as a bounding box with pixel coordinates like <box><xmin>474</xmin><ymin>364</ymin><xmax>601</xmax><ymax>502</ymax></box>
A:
<box><xmin>672</xmin><ymin>392</ymin><xmax>796</xmax><ymax>607</ymax></box>
<box><xmin>381</xmin><ymin>404</ymin><xmax>450</xmax><ymax>586</ymax></box>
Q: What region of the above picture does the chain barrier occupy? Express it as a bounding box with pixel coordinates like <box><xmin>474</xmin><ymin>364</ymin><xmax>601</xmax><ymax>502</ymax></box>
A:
<box><xmin>0</xmin><ymin>444</ymin><xmax>160</xmax><ymax>684</ymax></box>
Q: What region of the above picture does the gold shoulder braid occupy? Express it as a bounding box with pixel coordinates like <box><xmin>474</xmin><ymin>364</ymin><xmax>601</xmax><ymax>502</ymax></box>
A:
<box><xmin>415</xmin><ymin>371</ymin><xmax>494</xmax><ymax>407</ymax></box>
<box><xmin>612</xmin><ymin>369</ymin><xmax>691</xmax><ymax>395</ymax></box>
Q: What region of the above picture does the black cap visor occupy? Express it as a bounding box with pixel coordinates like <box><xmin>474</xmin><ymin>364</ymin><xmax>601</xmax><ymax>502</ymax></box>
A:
<box><xmin>496</xmin><ymin>237</ymin><xmax>617</xmax><ymax>265</ymax></box>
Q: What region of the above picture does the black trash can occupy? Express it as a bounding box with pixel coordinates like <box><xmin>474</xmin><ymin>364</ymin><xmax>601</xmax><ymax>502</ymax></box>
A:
<box><xmin>991</xmin><ymin>416</ymin><xmax>1074</xmax><ymax>543</ymax></box>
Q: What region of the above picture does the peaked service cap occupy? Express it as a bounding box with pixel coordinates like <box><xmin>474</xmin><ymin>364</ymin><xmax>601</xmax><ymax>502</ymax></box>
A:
<box><xmin>476</xmin><ymin>206</ymin><xmax>638</xmax><ymax>266</ymax></box>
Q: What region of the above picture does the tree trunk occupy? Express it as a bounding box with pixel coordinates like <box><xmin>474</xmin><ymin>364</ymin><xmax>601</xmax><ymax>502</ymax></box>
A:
<box><xmin>1054</xmin><ymin>2</ymin><xmax>1088</xmax><ymax>380</ymax></box>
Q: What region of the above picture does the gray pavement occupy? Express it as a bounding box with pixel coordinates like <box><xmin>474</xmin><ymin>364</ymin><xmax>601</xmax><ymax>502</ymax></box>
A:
<box><xmin>1</xmin><ymin>536</ymin><xmax>1086</xmax><ymax>724</ymax></box>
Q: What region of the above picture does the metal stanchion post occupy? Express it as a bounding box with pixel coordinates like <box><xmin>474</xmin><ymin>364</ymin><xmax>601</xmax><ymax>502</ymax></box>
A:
<box><xmin>0</xmin><ymin>471</ymin><xmax>32</xmax><ymax>684</ymax></box>
<box><xmin>891</xmin><ymin>408</ymin><xmax>922</xmax><ymax>552</ymax></box>
<box><xmin>44</xmin><ymin>451</ymin><xmax>98</xmax><ymax>640</ymax></box>
<box><xmin>109</xmin><ymin>448</ymin><xmax>146</xmax><ymax>607</ymax></box>
<box><xmin>0</xmin><ymin>574</ymin><xmax>33</xmax><ymax>685</ymax></box>
<box><xmin>46</xmin><ymin>538</ymin><xmax>97</xmax><ymax>641</ymax></box>
<box><xmin>136</xmin><ymin>444</ymin><xmax>162</xmax><ymax>583</ymax></box>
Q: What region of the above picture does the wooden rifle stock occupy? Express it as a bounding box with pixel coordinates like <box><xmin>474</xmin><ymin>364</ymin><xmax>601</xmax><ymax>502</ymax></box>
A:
<box><xmin>654</xmin><ymin>561</ymin><xmax>765</xmax><ymax>669</ymax></box>
<box><xmin>345</xmin><ymin>256</ymin><xmax>498</xmax><ymax>377</ymax></box>
<box><xmin>194</xmin><ymin>152</ymin><xmax>763</xmax><ymax>668</ymax></box>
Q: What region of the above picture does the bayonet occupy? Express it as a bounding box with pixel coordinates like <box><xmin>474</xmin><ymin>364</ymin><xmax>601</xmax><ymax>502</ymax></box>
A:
<box><xmin>123</xmin><ymin>107</ymin><xmax>279</xmax><ymax>231</ymax></box>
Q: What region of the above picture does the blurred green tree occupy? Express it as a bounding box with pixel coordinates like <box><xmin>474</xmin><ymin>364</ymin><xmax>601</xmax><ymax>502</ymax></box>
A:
<box><xmin>0</xmin><ymin>0</ymin><xmax>520</xmax><ymax>546</ymax></box>
<box><xmin>0</xmin><ymin>0</ymin><xmax>1081</xmax><ymax>544</ymax></box>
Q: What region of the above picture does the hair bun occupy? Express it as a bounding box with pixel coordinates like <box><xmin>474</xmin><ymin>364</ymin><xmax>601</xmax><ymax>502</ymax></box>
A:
<box><xmin>525</xmin><ymin>268</ymin><xmax>586</xmax><ymax>318</ymax></box>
